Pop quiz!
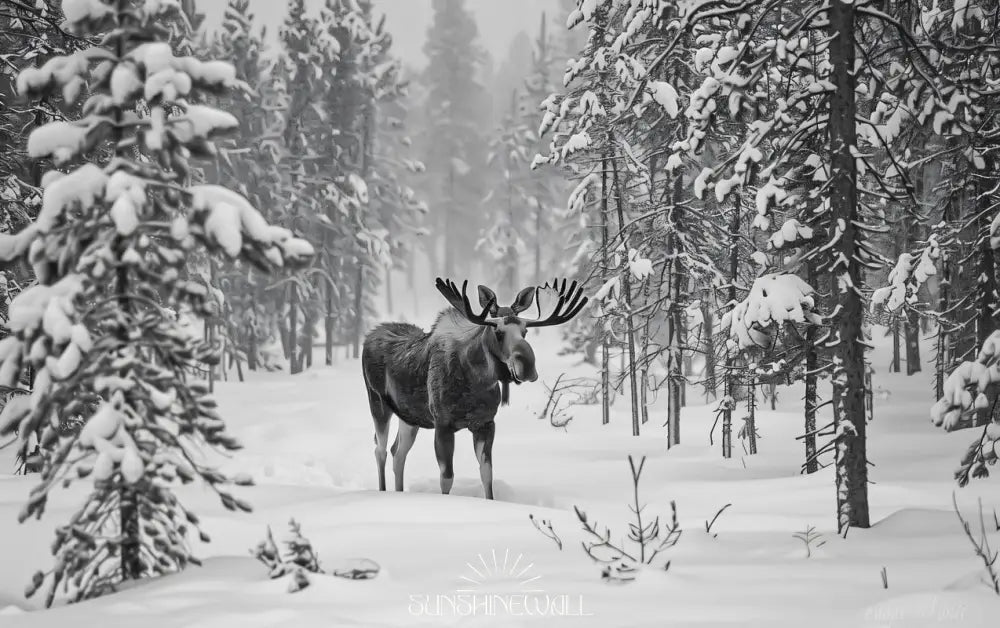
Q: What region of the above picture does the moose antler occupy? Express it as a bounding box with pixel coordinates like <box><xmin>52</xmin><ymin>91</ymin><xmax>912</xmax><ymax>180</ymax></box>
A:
<box><xmin>435</xmin><ymin>278</ymin><xmax>498</xmax><ymax>326</ymax></box>
<box><xmin>526</xmin><ymin>278</ymin><xmax>589</xmax><ymax>328</ymax></box>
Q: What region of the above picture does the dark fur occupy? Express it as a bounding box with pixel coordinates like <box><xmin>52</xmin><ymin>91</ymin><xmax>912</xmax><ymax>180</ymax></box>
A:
<box><xmin>362</xmin><ymin>308</ymin><xmax>533</xmax><ymax>498</ymax></box>
<box><xmin>362</xmin><ymin>309</ymin><xmax>515</xmax><ymax>431</ymax></box>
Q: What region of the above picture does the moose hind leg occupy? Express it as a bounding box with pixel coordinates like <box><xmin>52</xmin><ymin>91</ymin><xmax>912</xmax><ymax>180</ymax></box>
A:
<box><xmin>368</xmin><ymin>389</ymin><xmax>391</xmax><ymax>491</ymax></box>
<box><xmin>472</xmin><ymin>422</ymin><xmax>496</xmax><ymax>500</ymax></box>
<box><xmin>434</xmin><ymin>427</ymin><xmax>456</xmax><ymax>495</ymax></box>
<box><xmin>391</xmin><ymin>421</ymin><xmax>420</xmax><ymax>492</ymax></box>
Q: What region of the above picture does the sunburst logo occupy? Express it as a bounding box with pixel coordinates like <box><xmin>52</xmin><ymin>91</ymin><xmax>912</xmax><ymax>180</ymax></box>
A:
<box><xmin>456</xmin><ymin>549</ymin><xmax>543</xmax><ymax>593</ymax></box>
<box><xmin>408</xmin><ymin>548</ymin><xmax>591</xmax><ymax>618</ymax></box>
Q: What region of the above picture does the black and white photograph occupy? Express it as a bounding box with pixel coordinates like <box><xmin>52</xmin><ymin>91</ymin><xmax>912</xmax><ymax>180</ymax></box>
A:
<box><xmin>0</xmin><ymin>0</ymin><xmax>999</xmax><ymax>625</ymax></box>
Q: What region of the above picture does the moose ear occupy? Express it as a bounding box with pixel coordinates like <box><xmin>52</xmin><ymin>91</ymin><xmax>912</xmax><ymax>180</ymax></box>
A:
<box><xmin>510</xmin><ymin>286</ymin><xmax>536</xmax><ymax>314</ymax></box>
<box><xmin>477</xmin><ymin>285</ymin><xmax>499</xmax><ymax>316</ymax></box>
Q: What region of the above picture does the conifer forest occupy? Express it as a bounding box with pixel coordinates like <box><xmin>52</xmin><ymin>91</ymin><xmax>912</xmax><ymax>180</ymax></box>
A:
<box><xmin>2</xmin><ymin>0</ymin><xmax>1000</xmax><ymax>625</ymax></box>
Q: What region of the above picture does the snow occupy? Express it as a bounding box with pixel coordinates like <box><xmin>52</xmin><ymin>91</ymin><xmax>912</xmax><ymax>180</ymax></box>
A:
<box><xmin>722</xmin><ymin>273</ymin><xmax>820</xmax><ymax>350</ymax></box>
<box><xmin>37</xmin><ymin>165</ymin><xmax>108</xmax><ymax>233</ymax></box>
<box><xmin>61</xmin><ymin>0</ymin><xmax>112</xmax><ymax>27</ymax></box>
<box><xmin>768</xmin><ymin>219</ymin><xmax>814</xmax><ymax>250</ymax></box>
<box><xmin>647</xmin><ymin>81</ymin><xmax>679</xmax><ymax>118</ymax></box>
<box><xmin>27</xmin><ymin>122</ymin><xmax>89</xmax><ymax>165</ymax></box>
<box><xmin>110</xmin><ymin>63</ymin><xmax>142</xmax><ymax>104</ymax></box>
<box><xmin>1</xmin><ymin>325</ymin><xmax>999</xmax><ymax>625</ymax></box>
<box><xmin>177</xmin><ymin>105</ymin><xmax>239</xmax><ymax>140</ymax></box>
<box><xmin>4</xmin><ymin>326</ymin><xmax>1000</xmax><ymax>624</ymax></box>
<box><xmin>627</xmin><ymin>249</ymin><xmax>652</xmax><ymax>281</ymax></box>
<box><xmin>560</xmin><ymin>131</ymin><xmax>591</xmax><ymax>159</ymax></box>
<box><xmin>190</xmin><ymin>185</ymin><xmax>315</xmax><ymax>262</ymax></box>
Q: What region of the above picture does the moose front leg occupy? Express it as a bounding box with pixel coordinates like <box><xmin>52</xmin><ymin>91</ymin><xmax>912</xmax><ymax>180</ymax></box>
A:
<box><xmin>434</xmin><ymin>427</ymin><xmax>455</xmax><ymax>495</ymax></box>
<box><xmin>471</xmin><ymin>422</ymin><xmax>496</xmax><ymax>500</ymax></box>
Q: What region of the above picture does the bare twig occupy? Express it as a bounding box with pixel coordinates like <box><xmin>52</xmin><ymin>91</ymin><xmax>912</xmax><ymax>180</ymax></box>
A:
<box><xmin>705</xmin><ymin>503</ymin><xmax>732</xmax><ymax>537</ymax></box>
<box><xmin>952</xmin><ymin>493</ymin><xmax>1000</xmax><ymax>595</ymax></box>
<box><xmin>529</xmin><ymin>513</ymin><xmax>563</xmax><ymax>550</ymax></box>
<box><xmin>880</xmin><ymin>566</ymin><xmax>888</xmax><ymax>589</ymax></box>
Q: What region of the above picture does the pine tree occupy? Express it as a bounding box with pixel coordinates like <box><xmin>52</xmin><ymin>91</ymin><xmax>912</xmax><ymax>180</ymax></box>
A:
<box><xmin>479</xmin><ymin>90</ymin><xmax>531</xmax><ymax>295</ymax></box>
<box><xmin>0</xmin><ymin>0</ymin><xmax>313</xmax><ymax>605</ymax></box>
<box><xmin>421</xmin><ymin>0</ymin><xmax>489</xmax><ymax>278</ymax></box>
<box><xmin>203</xmin><ymin>0</ymin><xmax>274</xmax><ymax>375</ymax></box>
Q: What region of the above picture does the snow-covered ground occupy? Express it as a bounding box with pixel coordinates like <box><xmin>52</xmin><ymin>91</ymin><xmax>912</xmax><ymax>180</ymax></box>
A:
<box><xmin>1</xmin><ymin>324</ymin><xmax>998</xmax><ymax>627</ymax></box>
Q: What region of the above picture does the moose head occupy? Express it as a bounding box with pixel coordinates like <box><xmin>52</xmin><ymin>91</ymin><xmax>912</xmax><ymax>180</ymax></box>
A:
<box><xmin>435</xmin><ymin>278</ymin><xmax>588</xmax><ymax>385</ymax></box>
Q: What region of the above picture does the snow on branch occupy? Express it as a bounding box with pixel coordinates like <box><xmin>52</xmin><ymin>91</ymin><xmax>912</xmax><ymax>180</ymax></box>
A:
<box><xmin>870</xmin><ymin>237</ymin><xmax>939</xmax><ymax>313</ymax></box>
<box><xmin>721</xmin><ymin>273</ymin><xmax>821</xmax><ymax>351</ymax></box>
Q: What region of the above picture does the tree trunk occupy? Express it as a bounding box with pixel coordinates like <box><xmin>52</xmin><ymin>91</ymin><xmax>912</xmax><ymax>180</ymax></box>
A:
<box><xmin>325</xmin><ymin>282</ymin><xmax>334</xmax><ymax>366</ymax></box>
<box><xmin>746</xmin><ymin>373</ymin><xmax>758</xmax><ymax>455</ymax></box>
<box><xmin>444</xmin><ymin>164</ymin><xmax>455</xmax><ymax>277</ymax></box>
<box><xmin>600</xmin><ymin>153</ymin><xmax>611</xmax><ymax>425</ymax></box>
<box><xmin>385</xmin><ymin>265</ymin><xmax>394</xmax><ymax>316</ymax></box>
<box><xmin>701</xmin><ymin>288</ymin><xmax>717</xmax><ymax>401</ymax></box>
<box><xmin>611</xmin><ymin>151</ymin><xmax>640</xmax><ymax>437</ymax></box>
<box><xmin>640</xmin><ymin>279</ymin><xmax>650</xmax><ymax>424</ymax></box>
<box><xmin>289</xmin><ymin>283</ymin><xmax>301</xmax><ymax>375</ymax></box>
<box><xmin>352</xmin><ymin>264</ymin><xmax>364</xmax><ymax>359</ymax></box>
<box><xmin>666</xmin><ymin>175</ymin><xmax>684</xmax><ymax>448</ymax></box>
<box><xmin>803</xmin><ymin>260</ymin><xmax>819</xmax><ymax>474</ymax></box>
<box><xmin>904</xmin><ymin>309</ymin><xmax>921</xmax><ymax>375</ymax></box>
<box><xmin>829</xmin><ymin>0</ymin><xmax>870</xmax><ymax>531</ymax></box>
<box><xmin>890</xmin><ymin>318</ymin><xmax>901</xmax><ymax>373</ymax></box>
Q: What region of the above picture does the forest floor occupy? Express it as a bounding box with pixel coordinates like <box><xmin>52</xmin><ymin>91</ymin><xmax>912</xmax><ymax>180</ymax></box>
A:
<box><xmin>0</xmin><ymin>324</ymin><xmax>999</xmax><ymax>627</ymax></box>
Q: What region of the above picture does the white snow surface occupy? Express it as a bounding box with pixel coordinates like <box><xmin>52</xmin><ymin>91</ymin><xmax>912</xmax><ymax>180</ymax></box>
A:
<box><xmin>0</xmin><ymin>325</ymin><xmax>998</xmax><ymax>626</ymax></box>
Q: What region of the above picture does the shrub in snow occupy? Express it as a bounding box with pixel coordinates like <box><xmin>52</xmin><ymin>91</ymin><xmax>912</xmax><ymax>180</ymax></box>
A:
<box><xmin>792</xmin><ymin>525</ymin><xmax>827</xmax><ymax>559</ymax></box>
<box><xmin>952</xmin><ymin>495</ymin><xmax>1000</xmax><ymax>596</ymax></box>
<box><xmin>572</xmin><ymin>456</ymin><xmax>681</xmax><ymax>582</ymax></box>
<box><xmin>252</xmin><ymin>520</ymin><xmax>379</xmax><ymax>592</ymax></box>
<box><xmin>0</xmin><ymin>0</ymin><xmax>313</xmax><ymax>606</ymax></box>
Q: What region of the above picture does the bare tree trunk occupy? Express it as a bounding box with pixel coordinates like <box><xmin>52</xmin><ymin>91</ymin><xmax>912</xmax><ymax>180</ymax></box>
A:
<box><xmin>640</xmin><ymin>281</ymin><xmax>650</xmax><ymax>425</ymax></box>
<box><xmin>904</xmin><ymin>309</ymin><xmax>921</xmax><ymax>375</ymax></box>
<box><xmin>600</xmin><ymin>153</ymin><xmax>611</xmax><ymax>425</ymax></box>
<box><xmin>352</xmin><ymin>264</ymin><xmax>364</xmax><ymax>359</ymax></box>
<box><xmin>535</xmin><ymin>201</ymin><xmax>542</xmax><ymax>285</ymax></box>
<box><xmin>289</xmin><ymin>283</ymin><xmax>301</xmax><ymax>375</ymax></box>
<box><xmin>803</xmin><ymin>260</ymin><xmax>819</xmax><ymax>474</ymax></box>
<box><xmin>746</xmin><ymin>373</ymin><xmax>758</xmax><ymax>455</ymax></box>
<box><xmin>325</xmin><ymin>281</ymin><xmax>335</xmax><ymax>366</ymax></box>
<box><xmin>611</xmin><ymin>151</ymin><xmax>640</xmax><ymax>437</ymax></box>
<box><xmin>701</xmin><ymin>288</ymin><xmax>717</xmax><ymax>401</ymax></box>
<box><xmin>444</xmin><ymin>164</ymin><xmax>455</xmax><ymax>277</ymax></box>
<box><xmin>890</xmin><ymin>317</ymin><xmax>901</xmax><ymax>373</ymax></box>
<box><xmin>829</xmin><ymin>0</ymin><xmax>870</xmax><ymax>531</ymax></box>
<box><xmin>666</xmin><ymin>175</ymin><xmax>684</xmax><ymax>448</ymax></box>
<box><xmin>385</xmin><ymin>265</ymin><xmax>394</xmax><ymax>316</ymax></box>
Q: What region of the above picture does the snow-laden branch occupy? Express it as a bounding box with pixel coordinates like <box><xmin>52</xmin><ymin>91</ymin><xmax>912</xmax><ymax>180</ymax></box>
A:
<box><xmin>721</xmin><ymin>273</ymin><xmax>821</xmax><ymax>351</ymax></box>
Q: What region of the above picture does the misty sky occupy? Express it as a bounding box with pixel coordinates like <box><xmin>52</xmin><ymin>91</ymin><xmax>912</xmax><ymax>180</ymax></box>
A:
<box><xmin>199</xmin><ymin>0</ymin><xmax>560</xmax><ymax>69</ymax></box>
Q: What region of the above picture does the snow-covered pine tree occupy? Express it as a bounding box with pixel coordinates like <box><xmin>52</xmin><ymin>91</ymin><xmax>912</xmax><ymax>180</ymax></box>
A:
<box><xmin>0</xmin><ymin>0</ymin><xmax>86</xmax><ymax>472</ymax></box>
<box><xmin>362</xmin><ymin>13</ymin><xmax>428</xmax><ymax>319</ymax></box>
<box><xmin>276</xmin><ymin>0</ymin><xmax>331</xmax><ymax>372</ymax></box>
<box><xmin>421</xmin><ymin>0</ymin><xmax>489</xmax><ymax>278</ymax></box>
<box><xmin>521</xmin><ymin>12</ymin><xmax>566</xmax><ymax>288</ymax></box>
<box><xmin>536</xmin><ymin>0</ymin><xmax>633</xmax><ymax>432</ymax></box>
<box><xmin>0</xmin><ymin>0</ymin><xmax>313</xmax><ymax>605</ymax></box>
<box><xmin>650</xmin><ymin>0</ymin><xmax>965</xmax><ymax>529</ymax></box>
<box><xmin>479</xmin><ymin>89</ymin><xmax>531</xmax><ymax>295</ymax></box>
<box><xmin>201</xmin><ymin>0</ymin><xmax>274</xmax><ymax>375</ymax></box>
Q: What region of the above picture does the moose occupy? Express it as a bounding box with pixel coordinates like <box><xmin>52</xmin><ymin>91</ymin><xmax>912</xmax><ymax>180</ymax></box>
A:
<box><xmin>361</xmin><ymin>277</ymin><xmax>587</xmax><ymax>499</ymax></box>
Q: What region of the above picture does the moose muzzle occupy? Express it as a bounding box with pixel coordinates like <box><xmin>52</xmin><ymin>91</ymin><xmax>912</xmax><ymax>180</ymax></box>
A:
<box><xmin>508</xmin><ymin>340</ymin><xmax>538</xmax><ymax>384</ymax></box>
